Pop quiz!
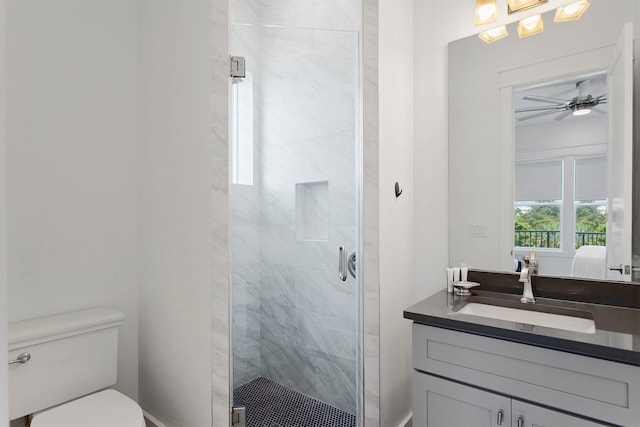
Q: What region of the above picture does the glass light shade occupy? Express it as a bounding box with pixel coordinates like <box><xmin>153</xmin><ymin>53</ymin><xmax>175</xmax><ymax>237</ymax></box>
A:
<box><xmin>573</xmin><ymin>107</ymin><xmax>591</xmax><ymax>116</ymax></box>
<box><xmin>507</xmin><ymin>0</ymin><xmax>547</xmax><ymax>14</ymax></box>
<box><xmin>518</xmin><ymin>14</ymin><xmax>544</xmax><ymax>38</ymax></box>
<box><xmin>479</xmin><ymin>26</ymin><xmax>508</xmax><ymax>43</ymax></box>
<box><xmin>554</xmin><ymin>0</ymin><xmax>590</xmax><ymax>22</ymax></box>
<box><xmin>474</xmin><ymin>0</ymin><xmax>498</xmax><ymax>26</ymax></box>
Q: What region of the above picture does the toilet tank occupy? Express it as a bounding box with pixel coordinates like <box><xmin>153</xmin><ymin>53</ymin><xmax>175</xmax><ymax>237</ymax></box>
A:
<box><xmin>8</xmin><ymin>307</ymin><xmax>125</xmax><ymax>420</ymax></box>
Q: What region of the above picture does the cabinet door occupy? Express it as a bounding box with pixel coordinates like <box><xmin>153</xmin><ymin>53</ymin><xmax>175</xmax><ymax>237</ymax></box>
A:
<box><xmin>512</xmin><ymin>400</ymin><xmax>608</xmax><ymax>427</ymax></box>
<box><xmin>413</xmin><ymin>373</ymin><xmax>511</xmax><ymax>427</ymax></box>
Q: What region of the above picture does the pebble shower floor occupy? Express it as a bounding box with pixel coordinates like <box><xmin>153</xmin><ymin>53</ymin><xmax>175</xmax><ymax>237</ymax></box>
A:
<box><xmin>233</xmin><ymin>377</ymin><xmax>357</xmax><ymax>427</ymax></box>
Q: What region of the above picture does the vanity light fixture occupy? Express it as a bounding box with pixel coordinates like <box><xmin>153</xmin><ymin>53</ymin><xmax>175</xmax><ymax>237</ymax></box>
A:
<box><xmin>479</xmin><ymin>26</ymin><xmax>508</xmax><ymax>43</ymax></box>
<box><xmin>473</xmin><ymin>0</ymin><xmax>498</xmax><ymax>26</ymax></box>
<box><xmin>554</xmin><ymin>0</ymin><xmax>590</xmax><ymax>22</ymax></box>
<box><xmin>507</xmin><ymin>0</ymin><xmax>547</xmax><ymax>14</ymax></box>
<box><xmin>518</xmin><ymin>14</ymin><xmax>544</xmax><ymax>38</ymax></box>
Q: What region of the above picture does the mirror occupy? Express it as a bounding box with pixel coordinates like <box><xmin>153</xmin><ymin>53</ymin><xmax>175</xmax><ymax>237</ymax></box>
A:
<box><xmin>448</xmin><ymin>0</ymin><xmax>637</xmax><ymax>281</ymax></box>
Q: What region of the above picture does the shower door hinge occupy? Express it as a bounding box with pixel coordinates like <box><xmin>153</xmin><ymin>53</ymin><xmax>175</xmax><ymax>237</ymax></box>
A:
<box><xmin>230</xmin><ymin>56</ymin><xmax>246</xmax><ymax>79</ymax></box>
<box><xmin>231</xmin><ymin>406</ymin><xmax>246</xmax><ymax>427</ymax></box>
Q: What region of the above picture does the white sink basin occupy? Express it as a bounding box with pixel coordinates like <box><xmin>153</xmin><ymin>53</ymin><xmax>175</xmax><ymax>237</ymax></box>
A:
<box><xmin>457</xmin><ymin>303</ymin><xmax>596</xmax><ymax>334</ymax></box>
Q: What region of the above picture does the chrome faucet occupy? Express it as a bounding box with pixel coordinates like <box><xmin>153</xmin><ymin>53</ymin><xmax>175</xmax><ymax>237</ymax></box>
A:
<box><xmin>519</xmin><ymin>251</ymin><xmax>537</xmax><ymax>304</ymax></box>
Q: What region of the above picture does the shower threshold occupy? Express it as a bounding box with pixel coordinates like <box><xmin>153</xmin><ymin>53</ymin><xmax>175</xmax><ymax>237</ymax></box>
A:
<box><xmin>233</xmin><ymin>377</ymin><xmax>356</xmax><ymax>427</ymax></box>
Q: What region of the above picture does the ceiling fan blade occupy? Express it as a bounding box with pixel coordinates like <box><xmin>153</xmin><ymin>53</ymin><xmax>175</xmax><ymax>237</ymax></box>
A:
<box><xmin>522</xmin><ymin>95</ymin><xmax>568</xmax><ymax>104</ymax></box>
<box><xmin>592</xmin><ymin>107</ymin><xmax>607</xmax><ymax>114</ymax></box>
<box><xmin>595</xmin><ymin>95</ymin><xmax>607</xmax><ymax>104</ymax></box>
<box><xmin>515</xmin><ymin>105</ymin><xmax>561</xmax><ymax>113</ymax></box>
<box><xmin>517</xmin><ymin>109</ymin><xmax>564</xmax><ymax>121</ymax></box>
<box><xmin>554</xmin><ymin>110</ymin><xmax>573</xmax><ymax>121</ymax></box>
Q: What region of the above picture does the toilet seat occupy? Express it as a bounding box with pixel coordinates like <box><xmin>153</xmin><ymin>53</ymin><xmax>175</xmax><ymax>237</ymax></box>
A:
<box><xmin>30</xmin><ymin>389</ymin><xmax>145</xmax><ymax>427</ymax></box>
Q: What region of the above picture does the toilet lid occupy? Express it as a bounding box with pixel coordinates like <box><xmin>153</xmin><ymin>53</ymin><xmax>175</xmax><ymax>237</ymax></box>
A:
<box><xmin>30</xmin><ymin>389</ymin><xmax>144</xmax><ymax>427</ymax></box>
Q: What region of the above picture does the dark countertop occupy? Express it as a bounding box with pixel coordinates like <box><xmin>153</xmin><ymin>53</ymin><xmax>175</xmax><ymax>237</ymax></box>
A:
<box><xmin>404</xmin><ymin>289</ymin><xmax>640</xmax><ymax>366</ymax></box>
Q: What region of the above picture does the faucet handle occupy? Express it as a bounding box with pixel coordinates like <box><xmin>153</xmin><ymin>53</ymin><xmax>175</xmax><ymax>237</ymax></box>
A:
<box><xmin>519</xmin><ymin>266</ymin><xmax>529</xmax><ymax>282</ymax></box>
<box><xmin>527</xmin><ymin>251</ymin><xmax>538</xmax><ymax>273</ymax></box>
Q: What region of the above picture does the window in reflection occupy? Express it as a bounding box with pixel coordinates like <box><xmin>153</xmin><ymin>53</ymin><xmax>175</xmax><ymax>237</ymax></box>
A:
<box><xmin>515</xmin><ymin>159</ymin><xmax>563</xmax><ymax>249</ymax></box>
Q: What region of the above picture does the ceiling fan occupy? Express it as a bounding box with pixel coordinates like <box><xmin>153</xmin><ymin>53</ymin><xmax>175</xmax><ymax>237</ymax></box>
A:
<box><xmin>515</xmin><ymin>80</ymin><xmax>607</xmax><ymax>122</ymax></box>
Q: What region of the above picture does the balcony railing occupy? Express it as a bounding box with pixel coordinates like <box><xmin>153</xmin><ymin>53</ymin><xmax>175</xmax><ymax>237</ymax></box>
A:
<box><xmin>515</xmin><ymin>230</ymin><xmax>560</xmax><ymax>248</ymax></box>
<box><xmin>514</xmin><ymin>230</ymin><xmax>606</xmax><ymax>249</ymax></box>
<box><xmin>575</xmin><ymin>231</ymin><xmax>606</xmax><ymax>248</ymax></box>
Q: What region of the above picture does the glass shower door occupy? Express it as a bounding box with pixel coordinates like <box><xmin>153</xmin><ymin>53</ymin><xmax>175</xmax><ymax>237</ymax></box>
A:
<box><xmin>229</xmin><ymin>19</ymin><xmax>360</xmax><ymax>427</ymax></box>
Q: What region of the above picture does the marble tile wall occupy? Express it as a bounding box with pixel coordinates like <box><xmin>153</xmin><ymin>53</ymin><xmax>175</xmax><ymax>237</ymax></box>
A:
<box><xmin>362</xmin><ymin>0</ymin><xmax>380</xmax><ymax>423</ymax></box>
<box><xmin>231</xmin><ymin>184</ymin><xmax>261</xmax><ymax>388</ymax></box>
<box><xmin>211</xmin><ymin>0</ymin><xmax>231</xmax><ymax>425</ymax></box>
<box><xmin>229</xmin><ymin>0</ymin><xmax>366</xmax><ymax>419</ymax></box>
<box><xmin>257</xmin><ymin>25</ymin><xmax>359</xmax><ymax>415</ymax></box>
<box><xmin>232</xmin><ymin>0</ymin><xmax>359</xmax><ymax>32</ymax></box>
<box><xmin>231</xmin><ymin>22</ymin><xmax>262</xmax><ymax>389</ymax></box>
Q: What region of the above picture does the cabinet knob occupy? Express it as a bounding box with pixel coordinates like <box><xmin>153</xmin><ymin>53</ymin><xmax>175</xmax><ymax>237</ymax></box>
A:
<box><xmin>517</xmin><ymin>416</ymin><xmax>524</xmax><ymax>427</ymax></box>
<box><xmin>497</xmin><ymin>410</ymin><xmax>504</xmax><ymax>425</ymax></box>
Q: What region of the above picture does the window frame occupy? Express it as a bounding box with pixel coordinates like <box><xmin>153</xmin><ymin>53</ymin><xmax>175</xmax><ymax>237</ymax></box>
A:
<box><xmin>514</xmin><ymin>155</ymin><xmax>607</xmax><ymax>256</ymax></box>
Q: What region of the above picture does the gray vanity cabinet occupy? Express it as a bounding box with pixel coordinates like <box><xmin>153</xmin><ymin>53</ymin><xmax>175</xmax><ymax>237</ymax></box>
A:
<box><xmin>411</xmin><ymin>324</ymin><xmax>639</xmax><ymax>426</ymax></box>
<box><xmin>511</xmin><ymin>401</ymin><xmax>606</xmax><ymax>427</ymax></box>
<box><xmin>413</xmin><ymin>373</ymin><xmax>510</xmax><ymax>427</ymax></box>
<box><xmin>414</xmin><ymin>373</ymin><xmax>607</xmax><ymax>427</ymax></box>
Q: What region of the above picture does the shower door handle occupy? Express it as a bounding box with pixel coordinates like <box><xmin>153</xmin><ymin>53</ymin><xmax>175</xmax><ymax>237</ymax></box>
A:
<box><xmin>338</xmin><ymin>246</ymin><xmax>347</xmax><ymax>281</ymax></box>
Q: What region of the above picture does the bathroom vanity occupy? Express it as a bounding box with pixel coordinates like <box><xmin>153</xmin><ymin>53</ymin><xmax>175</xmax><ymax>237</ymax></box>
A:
<box><xmin>404</xmin><ymin>276</ymin><xmax>640</xmax><ymax>427</ymax></box>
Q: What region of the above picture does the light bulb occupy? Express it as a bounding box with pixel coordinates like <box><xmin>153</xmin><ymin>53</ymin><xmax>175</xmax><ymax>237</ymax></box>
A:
<box><xmin>522</xmin><ymin>15</ymin><xmax>540</xmax><ymax>30</ymax></box>
<box><xmin>474</xmin><ymin>0</ymin><xmax>498</xmax><ymax>26</ymax></box>
<box><xmin>478</xmin><ymin>26</ymin><xmax>508</xmax><ymax>43</ymax></box>
<box><xmin>477</xmin><ymin>4</ymin><xmax>497</xmax><ymax>20</ymax></box>
<box><xmin>554</xmin><ymin>0</ymin><xmax>590</xmax><ymax>22</ymax></box>
<box><xmin>563</xmin><ymin>3</ymin><xmax>581</xmax><ymax>14</ymax></box>
<box><xmin>573</xmin><ymin>108</ymin><xmax>591</xmax><ymax>116</ymax></box>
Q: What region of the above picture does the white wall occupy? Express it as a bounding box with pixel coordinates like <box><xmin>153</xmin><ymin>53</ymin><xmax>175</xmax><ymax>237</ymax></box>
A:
<box><xmin>137</xmin><ymin>1</ymin><xmax>213</xmax><ymax>425</ymax></box>
<box><xmin>633</xmin><ymin>0</ymin><xmax>640</xmax><ymax>281</ymax></box>
<box><xmin>5</xmin><ymin>0</ymin><xmax>139</xmax><ymax>402</ymax></box>
<box><xmin>0</xmin><ymin>0</ymin><xmax>8</xmax><ymax>424</ymax></box>
<box><xmin>378</xmin><ymin>0</ymin><xmax>414</xmax><ymax>425</ymax></box>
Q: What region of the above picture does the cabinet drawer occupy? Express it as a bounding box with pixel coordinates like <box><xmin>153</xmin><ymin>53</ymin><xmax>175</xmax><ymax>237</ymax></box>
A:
<box><xmin>413</xmin><ymin>324</ymin><xmax>640</xmax><ymax>426</ymax></box>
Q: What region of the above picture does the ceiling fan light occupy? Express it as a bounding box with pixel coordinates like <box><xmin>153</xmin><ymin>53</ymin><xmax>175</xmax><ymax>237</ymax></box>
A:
<box><xmin>573</xmin><ymin>106</ymin><xmax>591</xmax><ymax>116</ymax></box>
<box><xmin>479</xmin><ymin>26</ymin><xmax>508</xmax><ymax>43</ymax></box>
<box><xmin>554</xmin><ymin>0</ymin><xmax>590</xmax><ymax>22</ymax></box>
<box><xmin>518</xmin><ymin>14</ymin><xmax>544</xmax><ymax>38</ymax></box>
<box><xmin>474</xmin><ymin>0</ymin><xmax>498</xmax><ymax>26</ymax></box>
<box><xmin>507</xmin><ymin>0</ymin><xmax>547</xmax><ymax>14</ymax></box>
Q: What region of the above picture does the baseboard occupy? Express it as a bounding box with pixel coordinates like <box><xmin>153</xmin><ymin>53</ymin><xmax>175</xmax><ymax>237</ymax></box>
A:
<box><xmin>143</xmin><ymin>410</ymin><xmax>167</xmax><ymax>427</ymax></box>
<box><xmin>144</xmin><ymin>408</ymin><xmax>412</xmax><ymax>427</ymax></box>
<box><xmin>398</xmin><ymin>411</ymin><xmax>413</xmax><ymax>427</ymax></box>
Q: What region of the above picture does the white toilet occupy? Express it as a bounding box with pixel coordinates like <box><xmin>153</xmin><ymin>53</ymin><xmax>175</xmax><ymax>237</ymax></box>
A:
<box><xmin>8</xmin><ymin>307</ymin><xmax>145</xmax><ymax>427</ymax></box>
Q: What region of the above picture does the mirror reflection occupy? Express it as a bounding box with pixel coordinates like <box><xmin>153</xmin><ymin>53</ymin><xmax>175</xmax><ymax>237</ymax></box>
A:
<box><xmin>513</xmin><ymin>72</ymin><xmax>608</xmax><ymax>278</ymax></box>
<box><xmin>448</xmin><ymin>0</ymin><xmax>636</xmax><ymax>282</ymax></box>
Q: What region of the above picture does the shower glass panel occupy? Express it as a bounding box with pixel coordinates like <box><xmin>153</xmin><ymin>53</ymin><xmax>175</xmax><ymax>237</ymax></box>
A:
<box><xmin>229</xmin><ymin>6</ymin><xmax>360</xmax><ymax>426</ymax></box>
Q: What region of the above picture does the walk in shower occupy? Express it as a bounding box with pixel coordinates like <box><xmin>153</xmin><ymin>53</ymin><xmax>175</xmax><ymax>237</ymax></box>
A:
<box><xmin>229</xmin><ymin>2</ymin><xmax>362</xmax><ymax>426</ymax></box>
